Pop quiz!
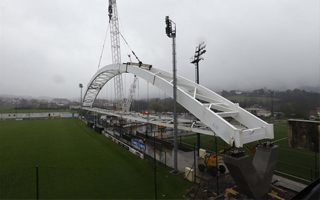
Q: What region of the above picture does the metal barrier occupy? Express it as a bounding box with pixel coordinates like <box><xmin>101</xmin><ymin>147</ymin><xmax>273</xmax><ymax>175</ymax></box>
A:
<box><xmin>102</xmin><ymin>130</ymin><xmax>144</xmax><ymax>159</ymax></box>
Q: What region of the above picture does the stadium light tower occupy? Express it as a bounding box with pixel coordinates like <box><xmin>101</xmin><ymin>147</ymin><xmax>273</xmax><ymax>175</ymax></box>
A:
<box><xmin>79</xmin><ymin>83</ymin><xmax>83</xmax><ymax>107</ymax></box>
<box><xmin>165</xmin><ymin>16</ymin><xmax>178</xmax><ymax>173</ymax></box>
<box><xmin>191</xmin><ymin>42</ymin><xmax>206</xmax><ymax>156</ymax></box>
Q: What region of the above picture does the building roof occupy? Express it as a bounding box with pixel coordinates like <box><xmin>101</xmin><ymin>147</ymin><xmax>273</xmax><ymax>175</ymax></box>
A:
<box><xmin>288</xmin><ymin>119</ymin><xmax>320</xmax><ymax>124</ymax></box>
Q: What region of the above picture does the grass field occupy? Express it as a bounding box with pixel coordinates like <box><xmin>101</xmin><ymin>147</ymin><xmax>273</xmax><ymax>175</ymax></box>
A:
<box><xmin>181</xmin><ymin>120</ymin><xmax>319</xmax><ymax>182</ymax></box>
<box><xmin>0</xmin><ymin>119</ymin><xmax>191</xmax><ymax>199</ymax></box>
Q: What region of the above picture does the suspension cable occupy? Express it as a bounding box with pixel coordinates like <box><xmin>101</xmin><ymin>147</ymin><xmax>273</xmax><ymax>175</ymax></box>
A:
<box><xmin>119</xmin><ymin>31</ymin><xmax>142</xmax><ymax>63</ymax></box>
<box><xmin>97</xmin><ymin>22</ymin><xmax>111</xmax><ymax>69</ymax></box>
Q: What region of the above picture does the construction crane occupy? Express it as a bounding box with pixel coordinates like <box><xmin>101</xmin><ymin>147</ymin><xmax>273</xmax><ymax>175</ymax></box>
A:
<box><xmin>108</xmin><ymin>0</ymin><xmax>124</xmax><ymax>109</ymax></box>
<box><xmin>84</xmin><ymin>4</ymin><xmax>279</xmax><ymax>197</ymax></box>
<box><xmin>122</xmin><ymin>54</ymin><xmax>139</xmax><ymax>112</ymax></box>
<box><xmin>123</xmin><ymin>75</ymin><xmax>138</xmax><ymax>112</ymax></box>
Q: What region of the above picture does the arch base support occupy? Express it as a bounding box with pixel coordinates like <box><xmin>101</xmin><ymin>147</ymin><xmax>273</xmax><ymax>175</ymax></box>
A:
<box><xmin>223</xmin><ymin>144</ymin><xmax>278</xmax><ymax>199</ymax></box>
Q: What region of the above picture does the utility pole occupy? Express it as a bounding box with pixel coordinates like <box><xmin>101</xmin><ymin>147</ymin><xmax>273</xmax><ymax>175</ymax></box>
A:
<box><xmin>191</xmin><ymin>42</ymin><xmax>206</xmax><ymax>155</ymax></box>
<box><xmin>108</xmin><ymin>0</ymin><xmax>124</xmax><ymax>110</ymax></box>
<box><xmin>191</xmin><ymin>42</ymin><xmax>206</xmax><ymax>84</ymax></box>
<box><xmin>165</xmin><ymin>16</ymin><xmax>178</xmax><ymax>173</ymax></box>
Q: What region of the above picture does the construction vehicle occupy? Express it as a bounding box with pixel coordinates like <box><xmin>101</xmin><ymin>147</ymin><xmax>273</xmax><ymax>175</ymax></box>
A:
<box><xmin>198</xmin><ymin>149</ymin><xmax>227</xmax><ymax>176</ymax></box>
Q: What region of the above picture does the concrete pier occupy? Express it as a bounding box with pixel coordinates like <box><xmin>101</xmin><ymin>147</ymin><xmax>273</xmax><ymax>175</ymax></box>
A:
<box><xmin>224</xmin><ymin>145</ymin><xmax>278</xmax><ymax>199</ymax></box>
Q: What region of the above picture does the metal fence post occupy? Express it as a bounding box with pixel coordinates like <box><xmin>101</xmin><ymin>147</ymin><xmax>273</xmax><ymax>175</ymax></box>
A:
<box><xmin>164</xmin><ymin>151</ymin><xmax>167</xmax><ymax>166</ymax></box>
<box><xmin>35</xmin><ymin>166</ymin><xmax>39</xmax><ymax>200</ymax></box>
<box><xmin>215</xmin><ymin>135</ymin><xmax>219</xmax><ymax>194</ymax></box>
<box><xmin>153</xmin><ymin>131</ymin><xmax>158</xmax><ymax>200</ymax></box>
<box><xmin>193</xmin><ymin>143</ymin><xmax>196</xmax><ymax>183</ymax></box>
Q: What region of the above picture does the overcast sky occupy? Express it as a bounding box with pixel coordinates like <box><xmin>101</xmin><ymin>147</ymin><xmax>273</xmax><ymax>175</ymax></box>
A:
<box><xmin>0</xmin><ymin>0</ymin><xmax>319</xmax><ymax>99</ymax></box>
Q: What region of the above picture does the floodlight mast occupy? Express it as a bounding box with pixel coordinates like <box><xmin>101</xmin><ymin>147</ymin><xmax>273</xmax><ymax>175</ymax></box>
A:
<box><xmin>79</xmin><ymin>83</ymin><xmax>83</xmax><ymax>107</ymax></box>
<box><xmin>165</xmin><ymin>16</ymin><xmax>178</xmax><ymax>173</ymax></box>
<box><xmin>108</xmin><ymin>0</ymin><xmax>124</xmax><ymax>109</ymax></box>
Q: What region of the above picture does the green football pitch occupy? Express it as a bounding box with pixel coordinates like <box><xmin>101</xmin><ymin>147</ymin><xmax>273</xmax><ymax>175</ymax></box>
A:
<box><xmin>0</xmin><ymin>119</ymin><xmax>191</xmax><ymax>199</ymax></box>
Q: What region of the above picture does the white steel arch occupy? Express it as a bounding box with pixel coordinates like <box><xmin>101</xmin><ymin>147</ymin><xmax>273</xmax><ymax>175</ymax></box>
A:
<box><xmin>83</xmin><ymin>63</ymin><xmax>274</xmax><ymax>147</ymax></box>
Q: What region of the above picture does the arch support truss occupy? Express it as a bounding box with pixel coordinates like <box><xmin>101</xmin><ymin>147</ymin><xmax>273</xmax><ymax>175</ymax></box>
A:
<box><xmin>83</xmin><ymin>63</ymin><xmax>274</xmax><ymax>147</ymax></box>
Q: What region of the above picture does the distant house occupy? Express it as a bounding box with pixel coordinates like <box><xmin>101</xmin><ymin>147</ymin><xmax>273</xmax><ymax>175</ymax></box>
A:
<box><xmin>273</xmin><ymin>112</ymin><xmax>284</xmax><ymax>118</ymax></box>
<box><xmin>52</xmin><ymin>98</ymin><xmax>70</xmax><ymax>107</ymax></box>
<box><xmin>309</xmin><ymin>107</ymin><xmax>320</xmax><ymax>120</ymax></box>
<box><xmin>235</xmin><ymin>90</ymin><xmax>243</xmax><ymax>95</ymax></box>
<box><xmin>246</xmin><ymin>107</ymin><xmax>271</xmax><ymax>117</ymax></box>
<box><xmin>69</xmin><ymin>105</ymin><xmax>81</xmax><ymax>109</ymax></box>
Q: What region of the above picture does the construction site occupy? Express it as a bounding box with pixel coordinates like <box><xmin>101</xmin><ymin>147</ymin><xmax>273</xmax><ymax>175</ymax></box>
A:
<box><xmin>79</xmin><ymin>0</ymin><xmax>319</xmax><ymax>199</ymax></box>
<box><xmin>0</xmin><ymin>0</ymin><xmax>318</xmax><ymax>199</ymax></box>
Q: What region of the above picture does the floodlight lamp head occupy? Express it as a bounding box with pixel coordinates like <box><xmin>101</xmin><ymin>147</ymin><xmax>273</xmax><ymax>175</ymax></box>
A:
<box><xmin>200</xmin><ymin>49</ymin><xmax>207</xmax><ymax>55</ymax></box>
<box><xmin>165</xmin><ymin>16</ymin><xmax>176</xmax><ymax>38</ymax></box>
<box><xmin>165</xmin><ymin>16</ymin><xmax>172</xmax><ymax>37</ymax></box>
<box><xmin>165</xmin><ymin>16</ymin><xmax>170</xmax><ymax>25</ymax></box>
<box><xmin>79</xmin><ymin>83</ymin><xmax>83</xmax><ymax>88</ymax></box>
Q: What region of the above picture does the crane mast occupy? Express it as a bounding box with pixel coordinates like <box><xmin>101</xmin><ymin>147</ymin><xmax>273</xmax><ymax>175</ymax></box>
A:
<box><xmin>108</xmin><ymin>0</ymin><xmax>124</xmax><ymax>109</ymax></box>
<box><xmin>123</xmin><ymin>75</ymin><xmax>138</xmax><ymax>112</ymax></box>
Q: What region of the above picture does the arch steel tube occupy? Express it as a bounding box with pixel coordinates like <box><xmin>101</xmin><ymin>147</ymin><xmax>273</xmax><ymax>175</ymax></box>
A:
<box><xmin>83</xmin><ymin>63</ymin><xmax>274</xmax><ymax>147</ymax></box>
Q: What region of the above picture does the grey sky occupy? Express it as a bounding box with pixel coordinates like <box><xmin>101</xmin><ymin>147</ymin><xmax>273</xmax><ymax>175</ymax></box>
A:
<box><xmin>0</xmin><ymin>0</ymin><xmax>319</xmax><ymax>99</ymax></box>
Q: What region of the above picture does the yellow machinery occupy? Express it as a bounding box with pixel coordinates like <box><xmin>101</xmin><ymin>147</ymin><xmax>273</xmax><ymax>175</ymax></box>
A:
<box><xmin>198</xmin><ymin>150</ymin><xmax>227</xmax><ymax>176</ymax></box>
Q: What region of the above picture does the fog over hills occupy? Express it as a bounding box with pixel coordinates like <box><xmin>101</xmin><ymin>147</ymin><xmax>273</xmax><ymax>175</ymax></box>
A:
<box><xmin>0</xmin><ymin>0</ymin><xmax>318</xmax><ymax>99</ymax></box>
